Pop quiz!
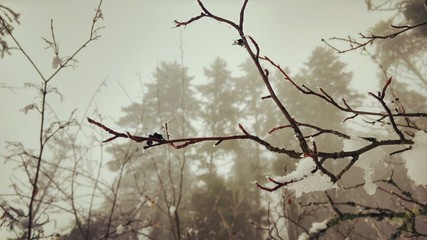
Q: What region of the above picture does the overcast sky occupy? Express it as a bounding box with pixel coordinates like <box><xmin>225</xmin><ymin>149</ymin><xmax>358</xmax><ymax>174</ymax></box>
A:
<box><xmin>0</xmin><ymin>1</ymin><xmax>391</xmax><ymax>235</ymax></box>
<box><xmin>1</xmin><ymin>0</ymin><xmax>390</xmax><ymax>143</ymax></box>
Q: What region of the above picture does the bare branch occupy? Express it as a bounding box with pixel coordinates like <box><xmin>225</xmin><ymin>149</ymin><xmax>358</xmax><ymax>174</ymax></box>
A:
<box><xmin>324</xmin><ymin>21</ymin><xmax>427</xmax><ymax>53</ymax></box>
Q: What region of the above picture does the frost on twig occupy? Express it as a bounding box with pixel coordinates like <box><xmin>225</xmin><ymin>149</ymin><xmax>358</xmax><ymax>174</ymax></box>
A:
<box><xmin>255</xmin><ymin>157</ymin><xmax>337</xmax><ymax>196</ymax></box>
<box><xmin>402</xmin><ymin>130</ymin><xmax>427</xmax><ymax>186</ymax></box>
<box><xmin>343</xmin><ymin>136</ymin><xmax>387</xmax><ymax>195</ymax></box>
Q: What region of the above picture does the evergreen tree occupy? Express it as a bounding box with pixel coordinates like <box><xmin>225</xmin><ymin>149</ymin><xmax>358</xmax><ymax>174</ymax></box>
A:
<box><xmin>277</xmin><ymin>46</ymin><xmax>357</xmax><ymax>152</ymax></box>
<box><xmin>190</xmin><ymin>57</ymin><xmax>259</xmax><ymax>239</ymax></box>
<box><xmin>369</xmin><ymin>1</ymin><xmax>427</xmax><ymax>119</ymax></box>
<box><xmin>99</xmin><ymin>61</ymin><xmax>199</xmax><ymax>240</ymax></box>
<box><xmin>230</xmin><ymin>59</ymin><xmax>280</xmax><ymax>239</ymax></box>
<box><xmin>190</xmin><ymin>58</ymin><xmax>275</xmax><ymax>239</ymax></box>
<box><xmin>197</xmin><ymin>57</ymin><xmax>240</xmax><ymax>175</ymax></box>
<box><xmin>273</xmin><ymin>47</ymin><xmax>358</xmax><ymax>239</ymax></box>
<box><xmin>367</xmin><ymin>0</ymin><xmax>427</xmax><ymax>205</ymax></box>
<box><xmin>372</xmin><ymin>19</ymin><xmax>427</xmax><ymax>91</ymax></box>
<box><xmin>189</xmin><ymin>173</ymin><xmax>235</xmax><ymax>240</ymax></box>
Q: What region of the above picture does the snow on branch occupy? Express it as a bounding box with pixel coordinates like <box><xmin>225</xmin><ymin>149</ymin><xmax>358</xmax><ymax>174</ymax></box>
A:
<box><xmin>300</xmin><ymin>171</ymin><xmax>427</xmax><ymax>239</ymax></box>
<box><xmin>89</xmin><ymin>0</ymin><xmax>426</xmax><ymax>194</ymax></box>
<box><xmin>255</xmin><ymin>157</ymin><xmax>337</xmax><ymax>196</ymax></box>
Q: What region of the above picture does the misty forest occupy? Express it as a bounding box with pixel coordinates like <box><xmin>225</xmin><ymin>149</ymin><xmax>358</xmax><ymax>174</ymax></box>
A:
<box><xmin>1</xmin><ymin>1</ymin><xmax>427</xmax><ymax>239</ymax></box>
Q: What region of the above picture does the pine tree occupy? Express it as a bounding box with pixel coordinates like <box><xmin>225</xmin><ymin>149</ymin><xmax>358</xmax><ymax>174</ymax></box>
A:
<box><xmin>230</xmin><ymin>59</ymin><xmax>280</xmax><ymax>239</ymax></box>
<box><xmin>100</xmin><ymin>61</ymin><xmax>199</xmax><ymax>240</ymax></box>
<box><xmin>190</xmin><ymin>57</ymin><xmax>255</xmax><ymax>239</ymax></box>
<box><xmin>278</xmin><ymin>47</ymin><xmax>356</xmax><ymax>152</ymax></box>
<box><xmin>190</xmin><ymin>58</ymin><xmax>276</xmax><ymax>239</ymax></box>
<box><xmin>368</xmin><ymin>0</ymin><xmax>427</xmax><ymax>208</ymax></box>
<box><xmin>189</xmin><ymin>173</ymin><xmax>235</xmax><ymax>240</ymax></box>
<box><xmin>274</xmin><ymin>47</ymin><xmax>358</xmax><ymax>239</ymax></box>
<box><xmin>197</xmin><ymin>57</ymin><xmax>240</xmax><ymax>174</ymax></box>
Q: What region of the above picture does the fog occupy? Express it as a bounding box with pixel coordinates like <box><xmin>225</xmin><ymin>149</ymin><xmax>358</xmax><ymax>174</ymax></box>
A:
<box><xmin>2</xmin><ymin>1</ymin><xmax>426</xmax><ymax>239</ymax></box>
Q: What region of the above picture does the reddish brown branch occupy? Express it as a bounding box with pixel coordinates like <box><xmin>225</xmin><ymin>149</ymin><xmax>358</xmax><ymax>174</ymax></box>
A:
<box><xmin>87</xmin><ymin>118</ymin><xmax>128</xmax><ymax>142</ymax></box>
<box><xmin>255</xmin><ymin>176</ymin><xmax>305</xmax><ymax>192</ymax></box>
<box><xmin>173</xmin><ymin>1</ymin><xmax>312</xmax><ymax>156</ymax></box>
<box><xmin>381</xmin><ymin>77</ymin><xmax>392</xmax><ymax>99</ymax></box>
<box><xmin>323</xmin><ymin>20</ymin><xmax>427</xmax><ymax>53</ymax></box>
<box><xmin>238</xmin><ymin>123</ymin><xmax>250</xmax><ymax>135</ymax></box>
<box><xmin>91</xmin><ymin>1</ymin><xmax>422</xmax><ymax>196</ymax></box>
<box><xmin>260</xmin><ymin>57</ymin><xmax>427</xmax><ymax>120</ymax></box>
<box><xmin>174</xmin><ymin>13</ymin><xmax>205</xmax><ymax>27</ymax></box>
<box><xmin>239</xmin><ymin>0</ymin><xmax>249</xmax><ymax>29</ymax></box>
<box><xmin>309</xmin><ymin>141</ymin><xmax>337</xmax><ymax>182</ymax></box>
<box><xmin>176</xmin><ymin>0</ymin><xmax>239</xmax><ymax>30</ymax></box>
<box><xmin>88</xmin><ymin>118</ymin><xmax>414</xmax><ymax>188</ymax></box>
<box><xmin>87</xmin><ymin>118</ymin><xmax>302</xmax><ymax>158</ymax></box>
<box><xmin>269</xmin><ymin>119</ymin><xmax>350</xmax><ymax>139</ymax></box>
<box><xmin>368</xmin><ymin>78</ymin><xmax>406</xmax><ymax>141</ymax></box>
<box><xmin>335</xmin><ymin>156</ymin><xmax>359</xmax><ymax>181</ymax></box>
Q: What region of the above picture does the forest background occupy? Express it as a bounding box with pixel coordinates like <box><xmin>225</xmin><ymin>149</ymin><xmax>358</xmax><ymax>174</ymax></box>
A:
<box><xmin>1</xmin><ymin>0</ymin><xmax>426</xmax><ymax>239</ymax></box>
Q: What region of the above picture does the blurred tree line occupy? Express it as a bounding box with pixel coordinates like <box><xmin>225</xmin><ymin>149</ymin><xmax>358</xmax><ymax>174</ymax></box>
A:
<box><xmin>63</xmin><ymin>1</ymin><xmax>427</xmax><ymax>238</ymax></box>
<box><xmin>2</xmin><ymin>0</ymin><xmax>426</xmax><ymax>239</ymax></box>
<box><xmin>63</xmin><ymin>45</ymin><xmax>361</xmax><ymax>239</ymax></box>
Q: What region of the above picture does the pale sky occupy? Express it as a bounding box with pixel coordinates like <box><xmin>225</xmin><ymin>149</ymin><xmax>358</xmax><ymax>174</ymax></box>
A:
<box><xmin>0</xmin><ymin>0</ymin><xmax>390</xmax><ymax>147</ymax></box>
<box><xmin>0</xmin><ymin>0</ymin><xmax>391</xmax><ymax>236</ymax></box>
